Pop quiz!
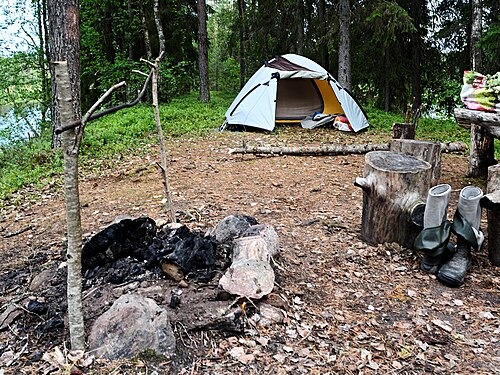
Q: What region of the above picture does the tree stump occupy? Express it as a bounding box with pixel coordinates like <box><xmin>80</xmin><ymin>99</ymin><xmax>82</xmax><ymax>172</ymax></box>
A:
<box><xmin>389</xmin><ymin>139</ymin><xmax>442</xmax><ymax>186</ymax></box>
<box><xmin>481</xmin><ymin>165</ymin><xmax>500</xmax><ymax>266</ymax></box>
<box><xmin>392</xmin><ymin>122</ymin><xmax>416</xmax><ymax>139</ymax></box>
<box><xmin>355</xmin><ymin>151</ymin><xmax>432</xmax><ymax>249</ymax></box>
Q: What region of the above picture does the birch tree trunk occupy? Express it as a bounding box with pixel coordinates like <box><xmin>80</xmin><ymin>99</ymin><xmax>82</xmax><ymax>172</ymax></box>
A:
<box><xmin>197</xmin><ymin>0</ymin><xmax>210</xmax><ymax>102</ymax></box>
<box><xmin>48</xmin><ymin>0</ymin><xmax>84</xmax><ymax>350</ymax></box>
<box><xmin>338</xmin><ymin>0</ymin><xmax>351</xmax><ymax>91</ymax></box>
<box><xmin>153</xmin><ymin>0</ymin><xmax>166</xmax><ymax>52</ymax></box>
<box><xmin>471</xmin><ymin>0</ymin><xmax>483</xmax><ymax>71</ymax></box>
<box><xmin>54</xmin><ymin>62</ymin><xmax>85</xmax><ymax>350</ymax></box>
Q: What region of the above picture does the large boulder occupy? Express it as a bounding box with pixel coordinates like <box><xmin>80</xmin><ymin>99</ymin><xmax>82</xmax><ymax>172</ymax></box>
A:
<box><xmin>88</xmin><ymin>294</ymin><xmax>176</xmax><ymax>360</ymax></box>
<box><xmin>219</xmin><ymin>259</ymin><xmax>275</xmax><ymax>299</ymax></box>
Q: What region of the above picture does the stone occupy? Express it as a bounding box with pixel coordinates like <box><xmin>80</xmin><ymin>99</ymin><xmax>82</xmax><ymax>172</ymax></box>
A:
<box><xmin>242</xmin><ymin>224</ymin><xmax>279</xmax><ymax>257</ymax></box>
<box><xmin>88</xmin><ymin>294</ymin><xmax>175</xmax><ymax>360</ymax></box>
<box><xmin>219</xmin><ymin>259</ymin><xmax>275</xmax><ymax>299</ymax></box>
<box><xmin>257</xmin><ymin>303</ymin><xmax>285</xmax><ymax>327</ymax></box>
<box><xmin>212</xmin><ymin>215</ymin><xmax>258</xmax><ymax>243</ymax></box>
<box><xmin>29</xmin><ymin>268</ymin><xmax>56</xmax><ymax>291</ymax></box>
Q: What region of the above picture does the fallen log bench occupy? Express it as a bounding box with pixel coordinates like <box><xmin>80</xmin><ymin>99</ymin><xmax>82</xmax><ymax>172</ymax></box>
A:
<box><xmin>481</xmin><ymin>165</ymin><xmax>500</xmax><ymax>266</ymax></box>
<box><xmin>355</xmin><ymin>151</ymin><xmax>432</xmax><ymax>249</ymax></box>
<box><xmin>454</xmin><ymin>108</ymin><xmax>499</xmax><ymax>178</ymax></box>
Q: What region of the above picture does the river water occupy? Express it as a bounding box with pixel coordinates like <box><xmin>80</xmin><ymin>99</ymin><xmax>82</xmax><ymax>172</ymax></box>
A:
<box><xmin>0</xmin><ymin>105</ymin><xmax>42</xmax><ymax>145</ymax></box>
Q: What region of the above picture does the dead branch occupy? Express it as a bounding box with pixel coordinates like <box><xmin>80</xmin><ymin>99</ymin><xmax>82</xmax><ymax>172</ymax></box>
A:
<box><xmin>54</xmin><ymin>70</ymin><xmax>153</xmax><ymax>134</ymax></box>
<box><xmin>229</xmin><ymin>142</ymin><xmax>467</xmax><ymax>156</ymax></box>
<box><xmin>2</xmin><ymin>225</ymin><xmax>33</xmax><ymax>239</ymax></box>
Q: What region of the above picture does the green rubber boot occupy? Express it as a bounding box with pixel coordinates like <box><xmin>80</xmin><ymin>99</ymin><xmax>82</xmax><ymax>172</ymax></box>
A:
<box><xmin>437</xmin><ymin>186</ymin><xmax>484</xmax><ymax>287</ymax></box>
<box><xmin>414</xmin><ymin>184</ymin><xmax>453</xmax><ymax>274</ymax></box>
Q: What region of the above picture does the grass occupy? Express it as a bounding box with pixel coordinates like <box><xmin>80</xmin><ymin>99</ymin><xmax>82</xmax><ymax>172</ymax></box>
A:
<box><xmin>0</xmin><ymin>92</ymin><xmax>498</xmax><ymax>203</ymax></box>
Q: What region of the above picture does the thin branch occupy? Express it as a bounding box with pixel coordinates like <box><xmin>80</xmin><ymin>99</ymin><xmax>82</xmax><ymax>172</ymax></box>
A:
<box><xmin>55</xmin><ymin>70</ymin><xmax>154</xmax><ymax>134</ymax></box>
<box><xmin>74</xmin><ymin>81</ymin><xmax>126</xmax><ymax>149</ymax></box>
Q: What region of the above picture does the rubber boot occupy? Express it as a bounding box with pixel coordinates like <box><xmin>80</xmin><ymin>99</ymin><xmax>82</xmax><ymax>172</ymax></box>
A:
<box><xmin>414</xmin><ymin>184</ymin><xmax>453</xmax><ymax>274</ymax></box>
<box><xmin>437</xmin><ymin>186</ymin><xmax>484</xmax><ymax>287</ymax></box>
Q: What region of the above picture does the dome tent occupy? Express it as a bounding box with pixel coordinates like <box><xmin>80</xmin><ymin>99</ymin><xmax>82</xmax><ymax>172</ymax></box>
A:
<box><xmin>223</xmin><ymin>54</ymin><xmax>369</xmax><ymax>132</ymax></box>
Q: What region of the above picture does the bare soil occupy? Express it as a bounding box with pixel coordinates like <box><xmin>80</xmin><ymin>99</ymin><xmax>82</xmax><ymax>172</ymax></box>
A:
<box><xmin>0</xmin><ymin>127</ymin><xmax>498</xmax><ymax>374</ymax></box>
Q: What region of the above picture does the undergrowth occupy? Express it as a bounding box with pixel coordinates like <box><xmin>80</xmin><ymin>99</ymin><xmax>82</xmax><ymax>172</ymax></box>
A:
<box><xmin>0</xmin><ymin>94</ymin><xmax>498</xmax><ymax>203</ymax></box>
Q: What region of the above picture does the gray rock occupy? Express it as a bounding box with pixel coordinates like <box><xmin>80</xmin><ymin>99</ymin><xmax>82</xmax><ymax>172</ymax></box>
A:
<box><xmin>88</xmin><ymin>294</ymin><xmax>175</xmax><ymax>360</ymax></box>
<box><xmin>212</xmin><ymin>215</ymin><xmax>258</xmax><ymax>243</ymax></box>
<box><xmin>219</xmin><ymin>259</ymin><xmax>275</xmax><ymax>299</ymax></box>
<box><xmin>242</xmin><ymin>224</ymin><xmax>279</xmax><ymax>257</ymax></box>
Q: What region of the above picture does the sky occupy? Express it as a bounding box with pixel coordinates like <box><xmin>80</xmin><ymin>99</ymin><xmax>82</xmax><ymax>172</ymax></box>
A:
<box><xmin>0</xmin><ymin>0</ymin><xmax>35</xmax><ymax>55</ymax></box>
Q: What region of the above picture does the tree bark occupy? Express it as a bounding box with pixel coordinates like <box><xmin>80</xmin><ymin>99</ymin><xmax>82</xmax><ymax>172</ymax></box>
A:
<box><xmin>318</xmin><ymin>0</ymin><xmax>329</xmax><ymax>69</ymax></box>
<box><xmin>237</xmin><ymin>0</ymin><xmax>247</xmax><ymax>89</ymax></box>
<box><xmin>153</xmin><ymin>0</ymin><xmax>166</xmax><ymax>52</ymax></box>
<box><xmin>229</xmin><ymin>142</ymin><xmax>466</xmax><ymax>156</ymax></box>
<box><xmin>471</xmin><ymin>0</ymin><xmax>483</xmax><ymax>72</ymax></box>
<box><xmin>197</xmin><ymin>0</ymin><xmax>210</xmax><ymax>102</ymax></box>
<box><xmin>48</xmin><ymin>0</ymin><xmax>81</xmax><ymax>148</ymax></box>
<box><xmin>482</xmin><ymin>165</ymin><xmax>500</xmax><ymax>266</ymax></box>
<box><xmin>53</xmin><ymin>61</ymin><xmax>85</xmax><ymax>351</ymax></box>
<box><xmin>409</xmin><ymin>0</ymin><xmax>423</xmax><ymax>111</ymax></box>
<box><xmin>468</xmin><ymin>124</ymin><xmax>496</xmax><ymax>178</ymax></box>
<box><xmin>392</xmin><ymin>123</ymin><xmax>416</xmax><ymax>140</ymax></box>
<box><xmin>338</xmin><ymin>0</ymin><xmax>351</xmax><ymax>91</ymax></box>
<box><xmin>296</xmin><ymin>0</ymin><xmax>304</xmax><ymax>55</ymax></box>
<box><xmin>140</xmin><ymin>1</ymin><xmax>153</xmax><ymax>60</ymax></box>
<box><xmin>355</xmin><ymin>151</ymin><xmax>432</xmax><ymax>249</ymax></box>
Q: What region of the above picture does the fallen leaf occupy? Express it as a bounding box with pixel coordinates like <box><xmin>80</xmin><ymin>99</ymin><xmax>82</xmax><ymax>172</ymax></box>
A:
<box><xmin>432</xmin><ymin>319</ymin><xmax>453</xmax><ymax>333</ymax></box>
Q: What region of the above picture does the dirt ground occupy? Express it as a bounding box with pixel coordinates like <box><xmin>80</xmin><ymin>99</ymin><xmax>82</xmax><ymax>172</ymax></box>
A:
<box><xmin>0</xmin><ymin>127</ymin><xmax>498</xmax><ymax>374</ymax></box>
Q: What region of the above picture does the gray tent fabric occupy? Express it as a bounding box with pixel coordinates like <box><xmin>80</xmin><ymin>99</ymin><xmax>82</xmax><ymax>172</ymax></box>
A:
<box><xmin>224</xmin><ymin>54</ymin><xmax>369</xmax><ymax>132</ymax></box>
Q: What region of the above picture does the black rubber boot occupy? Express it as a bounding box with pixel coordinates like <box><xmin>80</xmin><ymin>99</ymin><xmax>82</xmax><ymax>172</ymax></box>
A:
<box><xmin>436</xmin><ymin>240</ymin><xmax>471</xmax><ymax>287</ymax></box>
<box><xmin>414</xmin><ymin>184</ymin><xmax>452</xmax><ymax>274</ymax></box>
<box><xmin>415</xmin><ymin>221</ymin><xmax>453</xmax><ymax>274</ymax></box>
<box><xmin>437</xmin><ymin>186</ymin><xmax>483</xmax><ymax>287</ymax></box>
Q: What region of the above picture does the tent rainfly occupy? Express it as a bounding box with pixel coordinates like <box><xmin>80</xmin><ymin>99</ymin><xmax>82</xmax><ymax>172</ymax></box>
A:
<box><xmin>223</xmin><ymin>54</ymin><xmax>369</xmax><ymax>132</ymax></box>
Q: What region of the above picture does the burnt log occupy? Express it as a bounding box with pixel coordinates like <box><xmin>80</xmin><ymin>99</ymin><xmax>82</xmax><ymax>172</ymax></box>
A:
<box><xmin>481</xmin><ymin>165</ymin><xmax>500</xmax><ymax>266</ymax></box>
<box><xmin>355</xmin><ymin>151</ymin><xmax>432</xmax><ymax>248</ymax></box>
<box><xmin>390</xmin><ymin>139</ymin><xmax>442</xmax><ymax>185</ymax></box>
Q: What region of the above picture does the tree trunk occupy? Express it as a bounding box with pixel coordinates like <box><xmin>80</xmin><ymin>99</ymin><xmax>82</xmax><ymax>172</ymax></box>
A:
<box><xmin>48</xmin><ymin>0</ymin><xmax>84</xmax><ymax>350</ymax></box>
<box><xmin>384</xmin><ymin>52</ymin><xmax>390</xmax><ymax>112</ymax></box>
<box><xmin>471</xmin><ymin>0</ymin><xmax>483</xmax><ymax>72</ymax></box>
<box><xmin>409</xmin><ymin>0</ymin><xmax>422</xmax><ymax>111</ymax></box>
<box><xmin>197</xmin><ymin>0</ymin><xmax>210</xmax><ymax>102</ymax></box>
<box><xmin>468</xmin><ymin>124</ymin><xmax>496</xmax><ymax>178</ymax></box>
<box><xmin>318</xmin><ymin>0</ymin><xmax>329</xmax><ymax>69</ymax></box>
<box><xmin>389</xmin><ymin>139</ymin><xmax>442</xmax><ymax>186</ymax></box>
<box><xmin>468</xmin><ymin>0</ymin><xmax>493</xmax><ymax>178</ymax></box>
<box><xmin>36</xmin><ymin>0</ymin><xmax>49</xmax><ymax>126</ymax></box>
<box><xmin>392</xmin><ymin>123</ymin><xmax>416</xmax><ymax>140</ymax></box>
<box><xmin>48</xmin><ymin>0</ymin><xmax>81</xmax><ymax>148</ymax></box>
<box><xmin>54</xmin><ymin>62</ymin><xmax>85</xmax><ymax>351</ymax></box>
<box><xmin>355</xmin><ymin>151</ymin><xmax>432</xmax><ymax>249</ymax></box>
<box><xmin>153</xmin><ymin>0</ymin><xmax>165</xmax><ymax>52</ymax></box>
<box><xmin>237</xmin><ymin>0</ymin><xmax>247</xmax><ymax>89</ymax></box>
<box><xmin>140</xmin><ymin>1</ymin><xmax>153</xmax><ymax>60</ymax></box>
<box><xmin>482</xmin><ymin>165</ymin><xmax>500</xmax><ymax>266</ymax></box>
<box><xmin>338</xmin><ymin>0</ymin><xmax>351</xmax><ymax>91</ymax></box>
<box><xmin>296</xmin><ymin>0</ymin><xmax>304</xmax><ymax>55</ymax></box>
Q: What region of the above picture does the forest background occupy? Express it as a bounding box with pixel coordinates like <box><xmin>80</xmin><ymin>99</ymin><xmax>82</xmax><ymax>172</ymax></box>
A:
<box><xmin>0</xmin><ymin>0</ymin><xmax>499</xmax><ymax>199</ymax></box>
